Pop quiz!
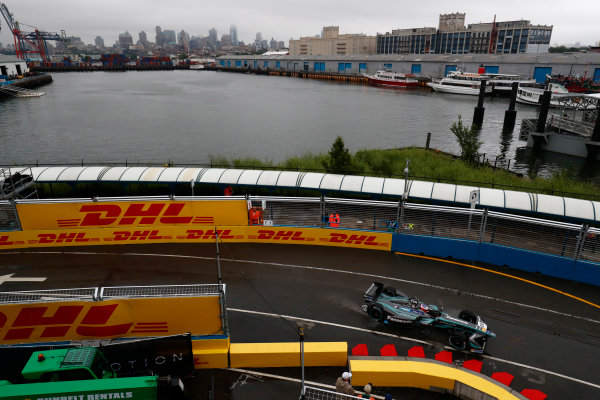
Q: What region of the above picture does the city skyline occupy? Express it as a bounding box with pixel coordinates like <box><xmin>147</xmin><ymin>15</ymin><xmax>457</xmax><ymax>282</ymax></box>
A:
<box><xmin>0</xmin><ymin>0</ymin><xmax>598</xmax><ymax>49</ymax></box>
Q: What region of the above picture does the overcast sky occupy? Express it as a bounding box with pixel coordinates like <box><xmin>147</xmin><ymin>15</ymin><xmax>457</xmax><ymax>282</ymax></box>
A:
<box><xmin>1</xmin><ymin>0</ymin><xmax>598</xmax><ymax>48</ymax></box>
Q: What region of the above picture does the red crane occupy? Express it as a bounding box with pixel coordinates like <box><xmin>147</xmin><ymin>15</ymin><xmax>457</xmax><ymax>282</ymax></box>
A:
<box><xmin>0</xmin><ymin>2</ymin><xmax>66</xmax><ymax>66</ymax></box>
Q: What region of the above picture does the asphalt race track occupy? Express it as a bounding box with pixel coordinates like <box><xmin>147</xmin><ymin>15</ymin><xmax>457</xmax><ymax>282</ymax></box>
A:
<box><xmin>1</xmin><ymin>243</ymin><xmax>599</xmax><ymax>399</ymax></box>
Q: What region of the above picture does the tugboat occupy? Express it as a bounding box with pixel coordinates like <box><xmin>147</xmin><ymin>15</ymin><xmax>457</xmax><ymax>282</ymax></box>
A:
<box><xmin>366</xmin><ymin>70</ymin><xmax>418</xmax><ymax>88</ymax></box>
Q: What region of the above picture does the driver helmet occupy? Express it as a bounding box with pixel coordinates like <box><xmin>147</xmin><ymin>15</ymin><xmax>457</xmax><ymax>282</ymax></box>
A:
<box><xmin>420</xmin><ymin>304</ymin><xmax>429</xmax><ymax>313</ymax></box>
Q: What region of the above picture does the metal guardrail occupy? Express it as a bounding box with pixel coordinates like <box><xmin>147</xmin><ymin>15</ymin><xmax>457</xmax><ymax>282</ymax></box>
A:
<box><xmin>303</xmin><ymin>387</ymin><xmax>364</xmax><ymax>400</ymax></box>
<box><xmin>0</xmin><ymin>284</ymin><xmax>224</xmax><ymax>304</ymax></box>
<box><xmin>0</xmin><ymin>288</ymin><xmax>98</xmax><ymax>304</ymax></box>
<box><xmin>99</xmin><ymin>284</ymin><xmax>223</xmax><ymax>300</ymax></box>
<box><xmin>249</xmin><ymin>196</ymin><xmax>600</xmax><ymax>263</ymax></box>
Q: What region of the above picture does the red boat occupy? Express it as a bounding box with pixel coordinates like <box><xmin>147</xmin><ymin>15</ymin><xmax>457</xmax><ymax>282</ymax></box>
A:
<box><xmin>547</xmin><ymin>74</ymin><xmax>600</xmax><ymax>93</ymax></box>
<box><xmin>367</xmin><ymin>70</ymin><xmax>418</xmax><ymax>88</ymax></box>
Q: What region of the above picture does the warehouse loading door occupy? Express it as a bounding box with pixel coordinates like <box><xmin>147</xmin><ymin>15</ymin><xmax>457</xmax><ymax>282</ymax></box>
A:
<box><xmin>444</xmin><ymin>65</ymin><xmax>457</xmax><ymax>76</ymax></box>
<box><xmin>534</xmin><ymin>67</ymin><xmax>552</xmax><ymax>84</ymax></box>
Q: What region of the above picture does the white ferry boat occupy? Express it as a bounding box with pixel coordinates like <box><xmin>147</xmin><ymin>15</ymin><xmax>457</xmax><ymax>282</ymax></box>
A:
<box><xmin>367</xmin><ymin>70</ymin><xmax>418</xmax><ymax>88</ymax></box>
<box><xmin>427</xmin><ymin>70</ymin><xmax>492</xmax><ymax>95</ymax></box>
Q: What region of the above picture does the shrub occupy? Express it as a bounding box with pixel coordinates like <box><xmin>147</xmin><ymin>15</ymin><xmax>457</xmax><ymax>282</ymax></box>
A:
<box><xmin>451</xmin><ymin>116</ymin><xmax>482</xmax><ymax>164</ymax></box>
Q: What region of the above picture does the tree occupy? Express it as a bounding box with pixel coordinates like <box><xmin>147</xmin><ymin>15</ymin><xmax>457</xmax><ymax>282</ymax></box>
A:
<box><xmin>451</xmin><ymin>116</ymin><xmax>482</xmax><ymax>164</ymax></box>
<box><xmin>323</xmin><ymin>136</ymin><xmax>352</xmax><ymax>174</ymax></box>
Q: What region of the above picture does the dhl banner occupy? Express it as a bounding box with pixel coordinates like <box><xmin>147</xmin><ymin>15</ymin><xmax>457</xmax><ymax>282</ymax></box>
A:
<box><xmin>0</xmin><ymin>226</ymin><xmax>392</xmax><ymax>251</ymax></box>
<box><xmin>0</xmin><ymin>296</ymin><xmax>223</xmax><ymax>345</ymax></box>
<box><xmin>16</xmin><ymin>200</ymin><xmax>249</xmax><ymax>230</ymax></box>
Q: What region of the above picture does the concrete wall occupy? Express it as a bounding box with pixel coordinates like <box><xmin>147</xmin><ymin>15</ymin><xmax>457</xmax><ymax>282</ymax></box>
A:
<box><xmin>392</xmin><ymin>233</ymin><xmax>600</xmax><ymax>286</ymax></box>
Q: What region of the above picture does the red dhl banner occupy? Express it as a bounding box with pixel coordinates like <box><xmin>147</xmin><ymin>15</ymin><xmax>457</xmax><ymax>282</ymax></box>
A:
<box><xmin>0</xmin><ymin>226</ymin><xmax>392</xmax><ymax>251</ymax></box>
<box><xmin>16</xmin><ymin>200</ymin><xmax>248</xmax><ymax>230</ymax></box>
<box><xmin>0</xmin><ymin>296</ymin><xmax>223</xmax><ymax>345</ymax></box>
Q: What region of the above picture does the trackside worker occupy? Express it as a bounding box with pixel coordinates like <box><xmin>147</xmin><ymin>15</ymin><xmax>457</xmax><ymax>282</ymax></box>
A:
<box><xmin>335</xmin><ymin>372</ymin><xmax>355</xmax><ymax>396</ymax></box>
<box><xmin>328</xmin><ymin>212</ymin><xmax>340</xmax><ymax>227</ymax></box>
<box><xmin>248</xmin><ymin>207</ymin><xmax>262</xmax><ymax>225</ymax></box>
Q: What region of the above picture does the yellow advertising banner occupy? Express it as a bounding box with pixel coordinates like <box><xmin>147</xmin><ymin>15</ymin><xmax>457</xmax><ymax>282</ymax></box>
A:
<box><xmin>0</xmin><ymin>226</ymin><xmax>392</xmax><ymax>251</ymax></box>
<box><xmin>16</xmin><ymin>200</ymin><xmax>248</xmax><ymax>230</ymax></box>
<box><xmin>0</xmin><ymin>296</ymin><xmax>223</xmax><ymax>345</ymax></box>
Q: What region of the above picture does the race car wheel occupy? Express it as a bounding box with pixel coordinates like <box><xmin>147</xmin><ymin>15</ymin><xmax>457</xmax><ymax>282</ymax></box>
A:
<box><xmin>449</xmin><ymin>335</ymin><xmax>467</xmax><ymax>351</ymax></box>
<box><xmin>458</xmin><ymin>310</ymin><xmax>478</xmax><ymax>324</ymax></box>
<box><xmin>368</xmin><ymin>304</ymin><xmax>385</xmax><ymax>322</ymax></box>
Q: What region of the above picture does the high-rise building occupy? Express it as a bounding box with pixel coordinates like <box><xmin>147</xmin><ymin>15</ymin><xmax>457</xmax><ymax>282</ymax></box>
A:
<box><xmin>377</xmin><ymin>13</ymin><xmax>553</xmax><ymax>55</ymax></box>
<box><xmin>230</xmin><ymin>25</ymin><xmax>238</xmax><ymax>46</ymax></box>
<box><xmin>94</xmin><ymin>36</ymin><xmax>105</xmax><ymax>49</ymax></box>
<box><xmin>118</xmin><ymin>31</ymin><xmax>133</xmax><ymax>49</ymax></box>
<box><xmin>178</xmin><ymin>30</ymin><xmax>190</xmax><ymax>51</ymax></box>
<box><xmin>208</xmin><ymin>28</ymin><xmax>217</xmax><ymax>45</ymax></box>
<box><xmin>221</xmin><ymin>34</ymin><xmax>232</xmax><ymax>47</ymax></box>
<box><xmin>155</xmin><ymin>26</ymin><xmax>165</xmax><ymax>46</ymax></box>
<box><xmin>163</xmin><ymin>30</ymin><xmax>177</xmax><ymax>45</ymax></box>
<box><xmin>139</xmin><ymin>31</ymin><xmax>148</xmax><ymax>47</ymax></box>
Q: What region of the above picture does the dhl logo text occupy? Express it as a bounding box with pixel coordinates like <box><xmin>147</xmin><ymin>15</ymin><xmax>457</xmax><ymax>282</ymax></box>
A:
<box><xmin>328</xmin><ymin>233</ymin><xmax>381</xmax><ymax>246</ymax></box>
<box><xmin>0</xmin><ymin>304</ymin><xmax>168</xmax><ymax>341</ymax></box>
<box><xmin>254</xmin><ymin>230</ymin><xmax>383</xmax><ymax>246</ymax></box>
<box><xmin>56</xmin><ymin>203</ymin><xmax>215</xmax><ymax>227</ymax></box>
<box><xmin>257</xmin><ymin>230</ymin><xmax>308</xmax><ymax>240</ymax></box>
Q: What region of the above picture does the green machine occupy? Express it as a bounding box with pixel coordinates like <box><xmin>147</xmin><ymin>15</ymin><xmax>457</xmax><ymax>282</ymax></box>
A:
<box><xmin>0</xmin><ymin>347</ymin><xmax>183</xmax><ymax>400</ymax></box>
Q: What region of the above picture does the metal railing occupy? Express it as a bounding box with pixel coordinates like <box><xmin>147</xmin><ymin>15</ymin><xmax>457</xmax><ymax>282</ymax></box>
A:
<box><xmin>0</xmin><ymin>201</ymin><xmax>20</xmax><ymax>231</ymax></box>
<box><xmin>250</xmin><ymin>196</ymin><xmax>600</xmax><ymax>263</ymax></box>
<box><xmin>0</xmin><ymin>287</ymin><xmax>98</xmax><ymax>304</ymax></box>
<box><xmin>0</xmin><ymin>284</ymin><xmax>224</xmax><ymax>304</ymax></box>
<box><xmin>99</xmin><ymin>284</ymin><xmax>223</xmax><ymax>300</ymax></box>
<box><xmin>303</xmin><ymin>386</ymin><xmax>365</xmax><ymax>400</ymax></box>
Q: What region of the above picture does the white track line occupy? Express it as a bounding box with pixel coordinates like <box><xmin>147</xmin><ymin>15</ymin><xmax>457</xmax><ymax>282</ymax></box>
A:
<box><xmin>228</xmin><ymin>308</ymin><xmax>600</xmax><ymax>389</ymax></box>
<box><xmin>14</xmin><ymin>250</ymin><xmax>600</xmax><ymax>325</ymax></box>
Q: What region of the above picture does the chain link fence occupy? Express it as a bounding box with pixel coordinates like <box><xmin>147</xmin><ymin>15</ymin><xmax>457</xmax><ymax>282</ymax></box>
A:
<box><xmin>0</xmin><ymin>288</ymin><xmax>98</xmax><ymax>304</ymax></box>
<box><xmin>303</xmin><ymin>386</ymin><xmax>365</xmax><ymax>400</ymax></box>
<box><xmin>249</xmin><ymin>196</ymin><xmax>600</xmax><ymax>263</ymax></box>
<box><xmin>0</xmin><ymin>201</ymin><xmax>20</xmax><ymax>231</ymax></box>
<box><xmin>99</xmin><ymin>284</ymin><xmax>223</xmax><ymax>300</ymax></box>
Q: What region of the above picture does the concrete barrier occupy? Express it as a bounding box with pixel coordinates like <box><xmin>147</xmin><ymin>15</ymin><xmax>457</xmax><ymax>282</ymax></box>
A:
<box><xmin>349</xmin><ymin>357</ymin><xmax>528</xmax><ymax>400</ymax></box>
<box><xmin>192</xmin><ymin>337</ymin><xmax>230</xmax><ymax>369</ymax></box>
<box><xmin>229</xmin><ymin>342</ymin><xmax>347</xmax><ymax>368</ymax></box>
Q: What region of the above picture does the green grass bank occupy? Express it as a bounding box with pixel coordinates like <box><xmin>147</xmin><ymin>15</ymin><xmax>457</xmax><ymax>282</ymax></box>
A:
<box><xmin>210</xmin><ymin>147</ymin><xmax>600</xmax><ymax>201</ymax></box>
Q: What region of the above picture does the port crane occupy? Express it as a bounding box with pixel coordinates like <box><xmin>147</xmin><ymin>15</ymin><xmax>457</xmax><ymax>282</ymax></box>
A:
<box><xmin>0</xmin><ymin>2</ymin><xmax>66</xmax><ymax>65</ymax></box>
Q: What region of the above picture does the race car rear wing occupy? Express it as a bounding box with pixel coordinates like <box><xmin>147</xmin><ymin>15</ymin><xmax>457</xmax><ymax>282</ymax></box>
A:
<box><xmin>363</xmin><ymin>282</ymin><xmax>383</xmax><ymax>303</ymax></box>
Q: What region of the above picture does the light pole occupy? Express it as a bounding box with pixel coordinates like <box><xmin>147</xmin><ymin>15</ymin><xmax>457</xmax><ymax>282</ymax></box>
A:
<box><xmin>298</xmin><ymin>327</ymin><xmax>305</xmax><ymax>400</ymax></box>
<box><xmin>398</xmin><ymin>159</ymin><xmax>410</xmax><ymax>234</ymax></box>
<box><xmin>403</xmin><ymin>159</ymin><xmax>410</xmax><ymax>202</ymax></box>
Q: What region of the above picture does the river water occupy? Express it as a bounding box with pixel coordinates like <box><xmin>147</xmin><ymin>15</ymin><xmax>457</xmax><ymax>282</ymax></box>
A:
<box><xmin>0</xmin><ymin>70</ymin><xmax>596</xmax><ymax>178</ymax></box>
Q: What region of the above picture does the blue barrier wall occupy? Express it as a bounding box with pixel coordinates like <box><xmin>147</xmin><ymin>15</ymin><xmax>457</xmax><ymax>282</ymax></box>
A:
<box><xmin>392</xmin><ymin>234</ymin><xmax>600</xmax><ymax>286</ymax></box>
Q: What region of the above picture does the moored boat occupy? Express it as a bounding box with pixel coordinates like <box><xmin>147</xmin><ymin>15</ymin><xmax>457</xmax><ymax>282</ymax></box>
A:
<box><xmin>367</xmin><ymin>70</ymin><xmax>418</xmax><ymax>88</ymax></box>
<box><xmin>427</xmin><ymin>70</ymin><xmax>492</xmax><ymax>95</ymax></box>
<box><xmin>516</xmin><ymin>82</ymin><xmax>598</xmax><ymax>109</ymax></box>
